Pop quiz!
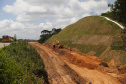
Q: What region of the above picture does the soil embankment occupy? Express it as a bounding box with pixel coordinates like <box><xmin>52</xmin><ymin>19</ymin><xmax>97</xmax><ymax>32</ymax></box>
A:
<box><xmin>30</xmin><ymin>42</ymin><xmax>126</xmax><ymax>84</ymax></box>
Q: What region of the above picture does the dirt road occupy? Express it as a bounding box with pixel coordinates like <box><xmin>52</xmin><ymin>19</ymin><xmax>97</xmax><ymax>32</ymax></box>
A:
<box><xmin>30</xmin><ymin>42</ymin><xmax>123</xmax><ymax>84</ymax></box>
<box><xmin>0</xmin><ymin>43</ymin><xmax>10</xmax><ymax>48</ymax></box>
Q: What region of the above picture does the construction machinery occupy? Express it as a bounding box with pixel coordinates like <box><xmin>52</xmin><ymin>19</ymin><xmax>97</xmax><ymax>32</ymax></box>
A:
<box><xmin>2</xmin><ymin>35</ymin><xmax>13</xmax><ymax>42</ymax></box>
<box><xmin>53</xmin><ymin>40</ymin><xmax>64</xmax><ymax>48</ymax></box>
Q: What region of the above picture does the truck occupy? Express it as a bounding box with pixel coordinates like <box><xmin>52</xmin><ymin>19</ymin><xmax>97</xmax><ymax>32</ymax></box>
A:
<box><xmin>2</xmin><ymin>35</ymin><xmax>13</xmax><ymax>42</ymax></box>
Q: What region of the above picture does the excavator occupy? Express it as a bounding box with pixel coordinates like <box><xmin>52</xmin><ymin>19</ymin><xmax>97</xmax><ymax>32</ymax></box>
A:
<box><xmin>53</xmin><ymin>40</ymin><xmax>64</xmax><ymax>48</ymax></box>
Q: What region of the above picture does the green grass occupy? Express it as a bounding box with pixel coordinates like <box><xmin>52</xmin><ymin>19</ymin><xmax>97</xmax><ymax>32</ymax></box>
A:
<box><xmin>62</xmin><ymin>43</ymin><xmax>107</xmax><ymax>57</ymax></box>
<box><xmin>46</xmin><ymin>16</ymin><xmax>125</xmax><ymax>64</ymax></box>
<box><xmin>48</xmin><ymin>16</ymin><xmax>121</xmax><ymax>39</ymax></box>
<box><xmin>0</xmin><ymin>40</ymin><xmax>48</xmax><ymax>84</ymax></box>
<box><xmin>111</xmin><ymin>37</ymin><xmax>124</xmax><ymax>50</ymax></box>
<box><xmin>106</xmin><ymin>20</ymin><xmax>121</xmax><ymax>29</ymax></box>
<box><xmin>100</xmin><ymin>50</ymin><xmax>126</xmax><ymax>64</ymax></box>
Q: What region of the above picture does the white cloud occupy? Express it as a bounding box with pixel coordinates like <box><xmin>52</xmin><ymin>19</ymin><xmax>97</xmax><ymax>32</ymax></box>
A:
<box><xmin>3</xmin><ymin>0</ymin><xmax>30</xmax><ymax>15</ymax></box>
<box><xmin>0</xmin><ymin>19</ymin><xmax>54</xmax><ymax>39</ymax></box>
<box><xmin>39</xmin><ymin>22</ymin><xmax>53</xmax><ymax>30</ymax></box>
<box><xmin>3</xmin><ymin>0</ymin><xmax>109</xmax><ymax>22</ymax></box>
<box><xmin>0</xmin><ymin>19</ymin><xmax>24</xmax><ymax>31</ymax></box>
<box><xmin>1</xmin><ymin>0</ymin><xmax>110</xmax><ymax>39</ymax></box>
<box><xmin>29</xmin><ymin>6</ymin><xmax>47</xmax><ymax>13</ymax></box>
<box><xmin>25</xmin><ymin>0</ymin><xmax>68</xmax><ymax>6</ymax></box>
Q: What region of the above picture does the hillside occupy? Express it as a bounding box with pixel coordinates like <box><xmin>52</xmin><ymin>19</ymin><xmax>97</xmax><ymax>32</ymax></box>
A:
<box><xmin>46</xmin><ymin>16</ymin><xmax>126</xmax><ymax>64</ymax></box>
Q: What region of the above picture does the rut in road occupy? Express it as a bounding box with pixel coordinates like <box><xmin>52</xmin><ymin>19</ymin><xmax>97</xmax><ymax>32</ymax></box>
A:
<box><xmin>31</xmin><ymin>42</ymin><xmax>87</xmax><ymax>84</ymax></box>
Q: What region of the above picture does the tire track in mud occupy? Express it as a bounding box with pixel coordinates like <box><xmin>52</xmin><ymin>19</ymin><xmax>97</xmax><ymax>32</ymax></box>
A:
<box><xmin>31</xmin><ymin>42</ymin><xmax>87</xmax><ymax>84</ymax></box>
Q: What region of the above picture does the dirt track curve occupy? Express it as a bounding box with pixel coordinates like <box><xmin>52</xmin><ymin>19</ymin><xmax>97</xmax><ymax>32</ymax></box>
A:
<box><xmin>29</xmin><ymin>42</ymin><xmax>123</xmax><ymax>84</ymax></box>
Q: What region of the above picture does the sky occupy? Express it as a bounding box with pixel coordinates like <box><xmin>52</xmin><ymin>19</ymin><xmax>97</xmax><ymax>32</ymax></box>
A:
<box><xmin>0</xmin><ymin>0</ymin><xmax>116</xmax><ymax>40</ymax></box>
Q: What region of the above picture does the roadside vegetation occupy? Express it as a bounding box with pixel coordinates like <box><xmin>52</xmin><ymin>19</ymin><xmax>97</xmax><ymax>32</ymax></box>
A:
<box><xmin>0</xmin><ymin>40</ymin><xmax>48</xmax><ymax>84</ymax></box>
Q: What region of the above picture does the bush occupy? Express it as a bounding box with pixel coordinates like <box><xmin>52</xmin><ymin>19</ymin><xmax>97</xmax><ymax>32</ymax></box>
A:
<box><xmin>101</xmin><ymin>11</ymin><xmax>114</xmax><ymax>19</ymax></box>
<box><xmin>0</xmin><ymin>40</ymin><xmax>48</xmax><ymax>84</ymax></box>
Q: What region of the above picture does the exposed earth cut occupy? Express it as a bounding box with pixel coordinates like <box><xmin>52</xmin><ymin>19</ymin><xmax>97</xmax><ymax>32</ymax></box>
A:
<box><xmin>30</xmin><ymin>42</ymin><xmax>126</xmax><ymax>84</ymax></box>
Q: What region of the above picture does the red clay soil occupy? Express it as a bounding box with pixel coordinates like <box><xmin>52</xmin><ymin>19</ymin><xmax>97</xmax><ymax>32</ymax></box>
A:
<box><xmin>43</xmin><ymin>43</ymin><xmax>104</xmax><ymax>70</ymax></box>
<box><xmin>30</xmin><ymin>42</ymin><xmax>126</xmax><ymax>84</ymax></box>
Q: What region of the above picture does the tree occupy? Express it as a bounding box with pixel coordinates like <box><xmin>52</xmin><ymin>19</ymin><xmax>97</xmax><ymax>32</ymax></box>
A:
<box><xmin>109</xmin><ymin>0</ymin><xmax>126</xmax><ymax>25</ymax></box>
<box><xmin>107</xmin><ymin>0</ymin><xmax>126</xmax><ymax>51</ymax></box>
<box><xmin>38</xmin><ymin>28</ymin><xmax>62</xmax><ymax>43</ymax></box>
<box><xmin>48</xmin><ymin>31</ymin><xmax>52</xmax><ymax>34</ymax></box>
<box><xmin>101</xmin><ymin>11</ymin><xmax>114</xmax><ymax>19</ymax></box>
<box><xmin>51</xmin><ymin>28</ymin><xmax>61</xmax><ymax>34</ymax></box>
<box><xmin>55</xmin><ymin>28</ymin><xmax>62</xmax><ymax>33</ymax></box>
<box><xmin>14</xmin><ymin>34</ymin><xmax>17</xmax><ymax>41</ymax></box>
<box><xmin>38</xmin><ymin>34</ymin><xmax>51</xmax><ymax>43</ymax></box>
<box><xmin>41</xmin><ymin>30</ymin><xmax>48</xmax><ymax>34</ymax></box>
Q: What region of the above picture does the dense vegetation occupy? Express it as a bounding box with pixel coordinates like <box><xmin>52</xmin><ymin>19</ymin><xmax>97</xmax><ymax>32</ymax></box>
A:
<box><xmin>0</xmin><ymin>40</ymin><xmax>48</xmax><ymax>84</ymax></box>
<box><xmin>101</xmin><ymin>11</ymin><xmax>114</xmax><ymax>19</ymax></box>
<box><xmin>38</xmin><ymin>28</ymin><xmax>61</xmax><ymax>43</ymax></box>
<box><xmin>101</xmin><ymin>0</ymin><xmax>126</xmax><ymax>26</ymax></box>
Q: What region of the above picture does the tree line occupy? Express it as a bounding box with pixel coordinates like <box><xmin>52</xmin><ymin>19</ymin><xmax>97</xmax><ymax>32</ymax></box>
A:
<box><xmin>38</xmin><ymin>28</ymin><xmax>62</xmax><ymax>43</ymax></box>
<box><xmin>101</xmin><ymin>0</ymin><xmax>126</xmax><ymax>26</ymax></box>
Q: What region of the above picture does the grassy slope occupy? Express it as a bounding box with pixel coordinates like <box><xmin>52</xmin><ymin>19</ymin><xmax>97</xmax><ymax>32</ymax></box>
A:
<box><xmin>46</xmin><ymin>16</ymin><xmax>126</xmax><ymax>64</ymax></box>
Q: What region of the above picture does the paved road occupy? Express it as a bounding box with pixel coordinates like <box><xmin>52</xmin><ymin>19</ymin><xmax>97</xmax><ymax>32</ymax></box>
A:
<box><xmin>0</xmin><ymin>43</ymin><xmax>10</xmax><ymax>48</ymax></box>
